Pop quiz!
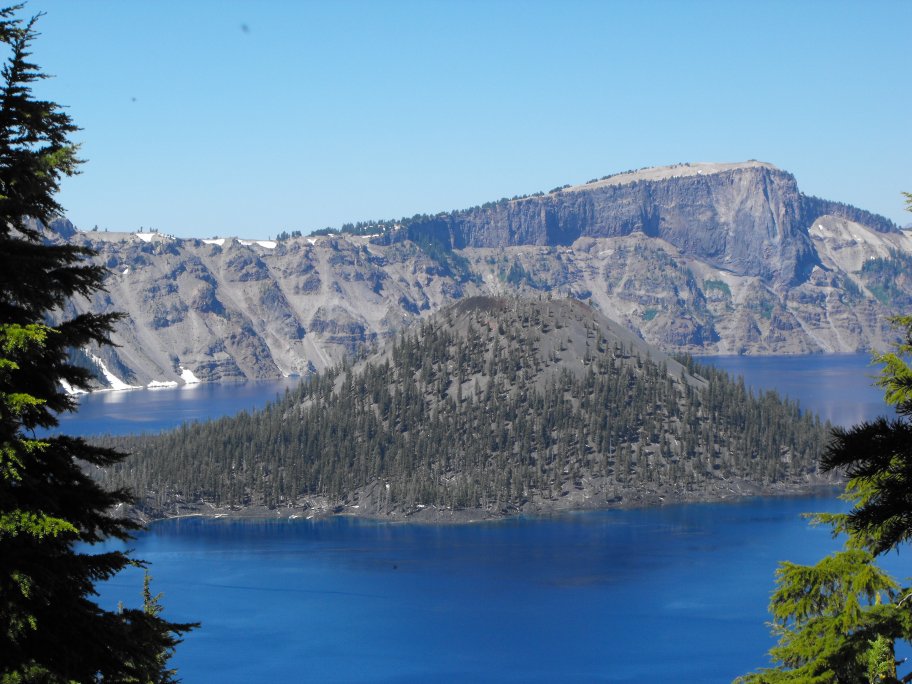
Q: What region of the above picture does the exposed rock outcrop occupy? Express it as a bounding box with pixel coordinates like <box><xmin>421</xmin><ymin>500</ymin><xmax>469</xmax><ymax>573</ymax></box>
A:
<box><xmin>51</xmin><ymin>162</ymin><xmax>911</xmax><ymax>387</ymax></box>
<box><xmin>386</xmin><ymin>162</ymin><xmax>854</xmax><ymax>287</ymax></box>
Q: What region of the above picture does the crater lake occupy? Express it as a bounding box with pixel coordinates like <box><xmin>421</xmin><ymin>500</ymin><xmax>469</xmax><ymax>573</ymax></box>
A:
<box><xmin>75</xmin><ymin>353</ymin><xmax>895</xmax><ymax>682</ymax></box>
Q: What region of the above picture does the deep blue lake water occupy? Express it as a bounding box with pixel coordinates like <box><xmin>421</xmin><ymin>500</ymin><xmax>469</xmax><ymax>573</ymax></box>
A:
<box><xmin>104</xmin><ymin>496</ymin><xmax>858</xmax><ymax>683</ymax></box>
<box><xmin>55</xmin><ymin>377</ymin><xmax>301</xmax><ymax>436</ymax></box>
<box><xmin>701</xmin><ymin>353</ymin><xmax>886</xmax><ymax>427</ymax></box>
<box><xmin>73</xmin><ymin>353</ymin><xmax>902</xmax><ymax>682</ymax></box>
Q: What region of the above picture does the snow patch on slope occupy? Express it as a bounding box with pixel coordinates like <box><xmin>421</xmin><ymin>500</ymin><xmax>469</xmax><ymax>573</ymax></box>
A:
<box><xmin>59</xmin><ymin>379</ymin><xmax>88</xmax><ymax>395</ymax></box>
<box><xmin>147</xmin><ymin>380</ymin><xmax>179</xmax><ymax>389</ymax></box>
<box><xmin>87</xmin><ymin>351</ymin><xmax>140</xmax><ymax>391</ymax></box>
<box><xmin>239</xmin><ymin>239</ymin><xmax>277</xmax><ymax>249</ymax></box>
<box><xmin>180</xmin><ymin>367</ymin><xmax>202</xmax><ymax>384</ymax></box>
<box><xmin>135</xmin><ymin>232</ymin><xmax>173</xmax><ymax>243</ymax></box>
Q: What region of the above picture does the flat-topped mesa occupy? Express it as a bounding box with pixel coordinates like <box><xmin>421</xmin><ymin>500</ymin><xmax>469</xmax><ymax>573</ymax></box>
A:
<box><xmin>390</xmin><ymin>161</ymin><xmax>820</xmax><ymax>286</ymax></box>
<box><xmin>560</xmin><ymin>160</ymin><xmax>782</xmax><ymax>194</ymax></box>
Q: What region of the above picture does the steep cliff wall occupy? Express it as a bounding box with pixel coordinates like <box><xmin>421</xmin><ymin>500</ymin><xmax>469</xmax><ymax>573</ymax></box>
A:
<box><xmin>51</xmin><ymin>162</ymin><xmax>911</xmax><ymax>387</ymax></box>
<box><xmin>387</xmin><ymin>162</ymin><xmax>838</xmax><ymax>287</ymax></box>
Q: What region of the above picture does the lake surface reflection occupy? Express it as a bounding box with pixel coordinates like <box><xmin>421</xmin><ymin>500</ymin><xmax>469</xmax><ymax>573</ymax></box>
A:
<box><xmin>102</xmin><ymin>495</ymin><xmax>861</xmax><ymax>683</ymax></box>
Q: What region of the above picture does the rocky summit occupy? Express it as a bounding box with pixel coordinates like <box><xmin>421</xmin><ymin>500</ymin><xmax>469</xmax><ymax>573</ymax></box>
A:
<box><xmin>51</xmin><ymin>161</ymin><xmax>912</xmax><ymax>387</ymax></box>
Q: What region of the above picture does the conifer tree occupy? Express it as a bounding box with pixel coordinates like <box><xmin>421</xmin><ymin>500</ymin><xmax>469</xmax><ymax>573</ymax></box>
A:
<box><xmin>0</xmin><ymin>5</ymin><xmax>194</xmax><ymax>681</ymax></box>
<box><xmin>738</xmin><ymin>213</ymin><xmax>912</xmax><ymax>683</ymax></box>
<box><xmin>820</xmin><ymin>314</ymin><xmax>912</xmax><ymax>556</ymax></box>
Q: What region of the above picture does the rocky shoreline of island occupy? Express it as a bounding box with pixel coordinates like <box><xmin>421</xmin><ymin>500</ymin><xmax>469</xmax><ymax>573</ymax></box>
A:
<box><xmin>121</xmin><ymin>477</ymin><xmax>839</xmax><ymax>527</ymax></box>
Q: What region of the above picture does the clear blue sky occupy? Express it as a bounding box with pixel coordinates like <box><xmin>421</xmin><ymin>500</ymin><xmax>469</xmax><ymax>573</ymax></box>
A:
<box><xmin>22</xmin><ymin>0</ymin><xmax>912</xmax><ymax>239</ymax></box>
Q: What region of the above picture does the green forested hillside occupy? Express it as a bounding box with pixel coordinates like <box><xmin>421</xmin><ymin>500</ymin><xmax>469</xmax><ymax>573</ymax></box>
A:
<box><xmin>101</xmin><ymin>297</ymin><xmax>831</xmax><ymax>518</ymax></box>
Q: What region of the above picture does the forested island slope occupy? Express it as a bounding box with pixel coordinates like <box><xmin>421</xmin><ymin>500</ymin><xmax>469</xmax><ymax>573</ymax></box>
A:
<box><xmin>103</xmin><ymin>297</ymin><xmax>832</xmax><ymax>520</ymax></box>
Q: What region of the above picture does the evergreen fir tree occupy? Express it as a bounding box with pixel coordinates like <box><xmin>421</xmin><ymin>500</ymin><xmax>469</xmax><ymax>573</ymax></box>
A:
<box><xmin>0</xmin><ymin>6</ymin><xmax>194</xmax><ymax>681</ymax></box>
<box><xmin>820</xmin><ymin>314</ymin><xmax>912</xmax><ymax>556</ymax></box>
<box><xmin>738</xmin><ymin>218</ymin><xmax>912</xmax><ymax>682</ymax></box>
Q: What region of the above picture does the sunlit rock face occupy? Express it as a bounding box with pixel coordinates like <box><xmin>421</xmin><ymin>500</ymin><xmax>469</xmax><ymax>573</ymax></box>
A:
<box><xmin>49</xmin><ymin>161</ymin><xmax>912</xmax><ymax>386</ymax></box>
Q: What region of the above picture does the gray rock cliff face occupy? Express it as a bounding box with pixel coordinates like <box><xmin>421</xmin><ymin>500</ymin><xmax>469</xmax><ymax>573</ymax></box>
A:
<box><xmin>390</xmin><ymin>162</ymin><xmax>841</xmax><ymax>287</ymax></box>
<box><xmin>54</xmin><ymin>161</ymin><xmax>911</xmax><ymax>387</ymax></box>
